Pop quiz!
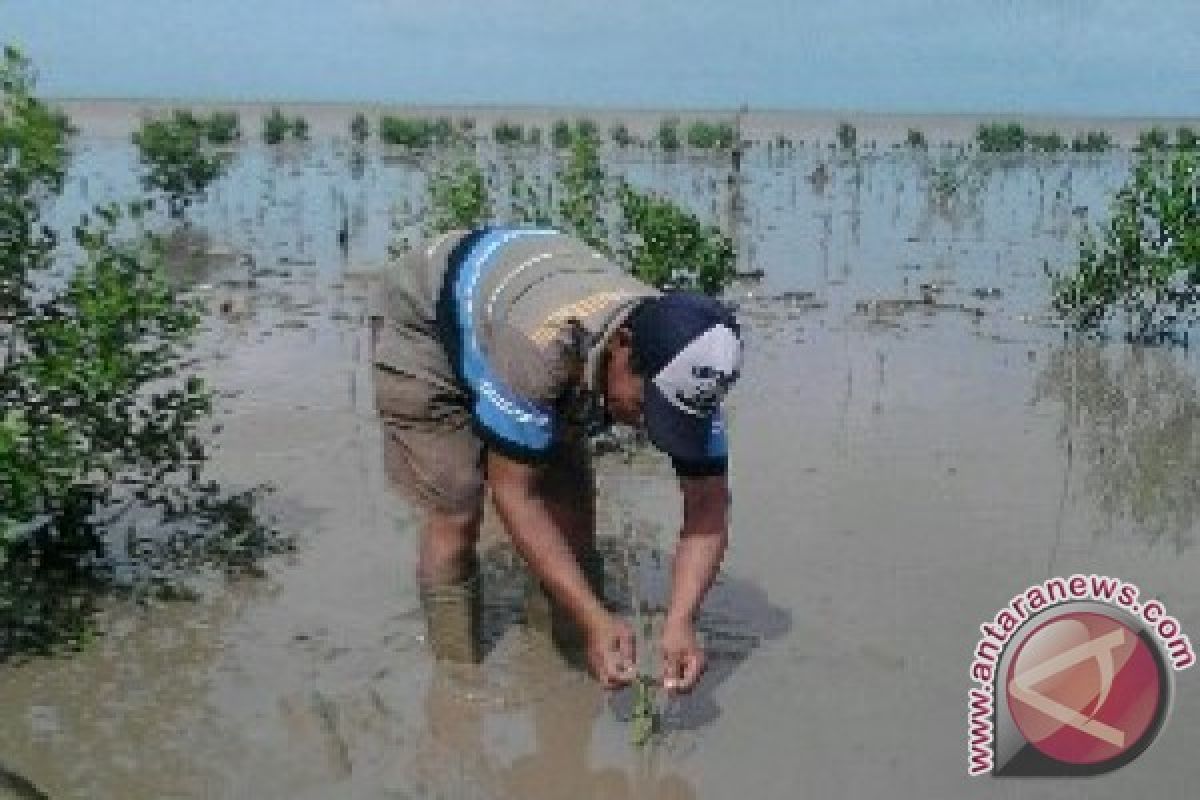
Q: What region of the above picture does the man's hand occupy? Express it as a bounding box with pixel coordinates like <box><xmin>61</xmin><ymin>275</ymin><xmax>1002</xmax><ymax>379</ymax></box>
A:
<box><xmin>585</xmin><ymin>612</ymin><xmax>637</xmax><ymax>689</ymax></box>
<box><xmin>660</xmin><ymin>618</ymin><xmax>705</xmax><ymax>693</ymax></box>
<box><xmin>659</xmin><ymin>474</ymin><xmax>727</xmax><ymax>694</ymax></box>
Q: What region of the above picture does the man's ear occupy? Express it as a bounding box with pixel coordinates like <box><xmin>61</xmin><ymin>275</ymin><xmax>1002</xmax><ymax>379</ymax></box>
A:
<box><xmin>612</xmin><ymin>326</ymin><xmax>634</xmax><ymax>349</ymax></box>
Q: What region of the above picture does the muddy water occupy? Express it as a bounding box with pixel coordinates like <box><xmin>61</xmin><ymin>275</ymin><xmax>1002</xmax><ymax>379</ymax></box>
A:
<box><xmin>3</xmin><ymin>130</ymin><xmax>1199</xmax><ymax>799</ymax></box>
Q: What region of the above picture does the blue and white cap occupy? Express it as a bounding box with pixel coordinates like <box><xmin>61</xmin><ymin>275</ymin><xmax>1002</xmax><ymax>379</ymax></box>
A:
<box><xmin>629</xmin><ymin>292</ymin><xmax>743</xmax><ymax>466</ymax></box>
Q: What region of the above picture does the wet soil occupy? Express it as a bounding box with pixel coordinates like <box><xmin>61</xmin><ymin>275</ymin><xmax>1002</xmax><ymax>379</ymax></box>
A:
<box><xmin>2</xmin><ymin>120</ymin><xmax>1199</xmax><ymax>799</ymax></box>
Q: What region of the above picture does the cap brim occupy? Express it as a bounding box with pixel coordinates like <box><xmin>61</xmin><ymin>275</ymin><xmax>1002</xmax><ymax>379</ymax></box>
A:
<box><xmin>643</xmin><ymin>382</ymin><xmax>713</xmax><ymax>463</ymax></box>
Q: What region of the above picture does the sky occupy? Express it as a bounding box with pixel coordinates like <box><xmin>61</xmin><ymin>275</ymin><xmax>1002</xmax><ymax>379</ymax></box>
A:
<box><xmin>1</xmin><ymin>0</ymin><xmax>1198</xmax><ymax>115</ymax></box>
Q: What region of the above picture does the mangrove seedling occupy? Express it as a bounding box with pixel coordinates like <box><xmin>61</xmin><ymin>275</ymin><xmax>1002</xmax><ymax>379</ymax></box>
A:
<box><xmin>492</xmin><ymin>120</ymin><xmax>525</xmax><ymax>146</ymax></box>
<box><xmin>380</xmin><ymin>116</ymin><xmax>454</xmax><ymax>149</ymax></box>
<box><xmin>610</xmin><ymin>122</ymin><xmax>635</xmax><ymax>148</ymax></box>
<box><xmin>836</xmin><ymin>121</ymin><xmax>857</xmax><ymax>151</ymax></box>
<box><xmin>1135</xmin><ymin>127</ymin><xmax>1169</xmax><ymax>152</ymax></box>
<box><xmin>263</xmin><ymin>107</ymin><xmax>289</xmax><ymax>145</ymax></box>
<box><xmin>426</xmin><ymin>156</ymin><xmax>490</xmax><ymax>234</ymax></box>
<box><xmin>575</xmin><ymin>117</ymin><xmax>599</xmax><ymax>144</ymax></box>
<box><xmin>1029</xmin><ymin>131</ymin><xmax>1066</xmax><ymax>153</ymax></box>
<box><xmin>551</xmin><ymin>118</ymin><xmax>572</xmax><ymax>149</ymax></box>
<box><xmin>1052</xmin><ymin>149</ymin><xmax>1200</xmax><ymax>333</ymax></box>
<box><xmin>657</xmin><ymin>117</ymin><xmax>681</xmax><ymax>152</ymax></box>
<box><xmin>133</xmin><ymin>111</ymin><xmax>229</xmax><ymax>217</ymax></box>
<box><xmin>205</xmin><ymin>110</ymin><xmax>241</xmax><ymax>145</ymax></box>
<box><xmin>557</xmin><ymin>130</ymin><xmax>609</xmax><ymax>252</ymax></box>
<box><xmin>1177</xmin><ymin>127</ymin><xmax>1198</xmax><ymax>152</ymax></box>
<box><xmin>1071</xmin><ymin>130</ymin><xmax>1113</xmax><ymax>153</ymax></box>
<box><xmin>291</xmin><ymin>115</ymin><xmax>309</xmax><ymax>141</ymax></box>
<box><xmin>617</xmin><ymin>182</ymin><xmax>736</xmax><ymax>295</ymax></box>
<box><xmin>976</xmin><ymin>122</ymin><xmax>1027</xmax><ymax>153</ymax></box>
<box><xmin>905</xmin><ymin>128</ymin><xmax>927</xmax><ymax>150</ymax></box>
<box><xmin>687</xmin><ymin>120</ymin><xmax>735</xmax><ymax>150</ymax></box>
<box><xmin>350</xmin><ymin>112</ymin><xmax>370</xmax><ymax>145</ymax></box>
<box><xmin>630</xmin><ymin>674</ymin><xmax>661</xmax><ymax>747</ymax></box>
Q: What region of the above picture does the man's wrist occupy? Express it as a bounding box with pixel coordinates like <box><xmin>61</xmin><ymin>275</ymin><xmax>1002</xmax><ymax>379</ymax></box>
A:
<box><xmin>580</xmin><ymin>604</ymin><xmax>613</xmax><ymax>635</ymax></box>
<box><xmin>664</xmin><ymin>609</ymin><xmax>695</xmax><ymax>630</ymax></box>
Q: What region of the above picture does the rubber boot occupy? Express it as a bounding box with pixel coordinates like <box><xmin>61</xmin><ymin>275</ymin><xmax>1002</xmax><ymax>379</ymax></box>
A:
<box><xmin>419</xmin><ymin>564</ymin><xmax>482</xmax><ymax>665</ymax></box>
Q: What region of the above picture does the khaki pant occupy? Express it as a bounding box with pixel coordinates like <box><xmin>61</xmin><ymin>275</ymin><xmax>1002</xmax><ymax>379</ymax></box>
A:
<box><xmin>372</xmin><ymin>324</ymin><xmax>594</xmax><ymax>515</ymax></box>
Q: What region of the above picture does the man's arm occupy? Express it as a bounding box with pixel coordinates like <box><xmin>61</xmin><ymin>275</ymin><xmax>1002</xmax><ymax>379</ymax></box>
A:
<box><xmin>487</xmin><ymin>450</ymin><xmax>636</xmax><ymax>688</ymax></box>
<box><xmin>662</xmin><ymin>474</ymin><xmax>731</xmax><ymax>692</ymax></box>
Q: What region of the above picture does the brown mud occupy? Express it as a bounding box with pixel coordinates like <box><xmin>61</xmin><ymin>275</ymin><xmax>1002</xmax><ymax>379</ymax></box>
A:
<box><xmin>2</xmin><ymin>116</ymin><xmax>1199</xmax><ymax>799</ymax></box>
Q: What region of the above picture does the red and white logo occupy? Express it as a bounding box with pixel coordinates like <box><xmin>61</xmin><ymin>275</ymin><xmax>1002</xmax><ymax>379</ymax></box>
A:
<box><xmin>1006</xmin><ymin>611</ymin><xmax>1164</xmax><ymax>768</ymax></box>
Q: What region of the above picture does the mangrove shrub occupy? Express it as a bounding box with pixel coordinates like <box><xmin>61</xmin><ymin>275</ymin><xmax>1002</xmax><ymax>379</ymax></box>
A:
<box><xmin>1053</xmin><ymin>150</ymin><xmax>1200</xmax><ymax>334</ymax></box>
<box><xmin>617</xmin><ymin>182</ymin><xmax>736</xmax><ymax>295</ymax></box>
<box><xmin>132</xmin><ymin>110</ymin><xmax>229</xmax><ymax>217</ymax></box>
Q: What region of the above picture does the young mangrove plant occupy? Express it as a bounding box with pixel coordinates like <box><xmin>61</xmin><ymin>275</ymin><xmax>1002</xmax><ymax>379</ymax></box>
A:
<box><xmin>656</xmin><ymin>117</ymin><xmax>681</xmax><ymax>153</ymax></box>
<box><xmin>133</xmin><ymin>109</ymin><xmax>230</xmax><ymax>218</ymax></box>
<box><xmin>492</xmin><ymin>120</ymin><xmax>525</xmax><ymax>147</ymax></box>
<box><xmin>1052</xmin><ymin>150</ymin><xmax>1200</xmax><ymax>336</ymax></box>
<box><xmin>263</xmin><ymin>107</ymin><xmax>290</xmax><ymax>145</ymax></box>
<box><xmin>836</xmin><ymin>121</ymin><xmax>857</xmax><ymax>151</ymax></box>
<box><xmin>686</xmin><ymin>120</ymin><xmax>736</xmax><ymax>150</ymax></box>
<box><xmin>380</xmin><ymin>116</ymin><xmax>454</xmax><ymax>149</ymax></box>
<box><xmin>205</xmin><ymin>110</ymin><xmax>241</xmax><ymax>145</ymax></box>
<box><xmin>3</xmin><ymin>47</ymin><xmax>285</xmax><ymax>659</ymax></box>
<box><xmin>349</xmin><ymin>112</ymin><xmax>370</xmax><ymax>145</ymax></box>
<box><xmin>1176</xmin><ymin>127</ymin><xmax>1198</xmax><ymax>152</ymax></box>
<box><xmin>426</xmin><ymin>156</ymin><xmax>491</xmax><ymax>234</ymax></box>
<box><xmin>551</xmin><ymin>118</ymin><xmax>572</xmax><ymax>150</ymax></box>
<box><xmin>574</xmin><ymin>117</ymin><xmax>599</xmax><ymax>144</ymax></box>
<box><xmin>557</xmin><ymin>130</ymin><xmax>609</xmax><ymax>252</ymax></box>
<box><xmin>1029</xmin><ymin>131</ymin><xmax>1066</xmax><ymax>153</ymax></box>
<box><xmin>976</xmin><ymin>122</ymin><xmax>1027</xmax><ymax>153</ymax></box>
<box><xmin>905</xmin><ymin>129</ymin><xmax>928</xmax><ymax>150</ymax></box>
<box><xmin>1135</xmin><ymin>127</ymin><xmax>1170</xmax><ymax>153</ymax></box>
<box><xmin>290</xmin><ymin>115</ymin><xmax>309</xmax><ymax>142</ymax></box>
<box><xmin>617</xmin><ymin>182</ymin><xmax>736</xmax><ymax>295</ymax></box>
<box><xmin>610</xmin><ymin>122</ymin><xmax>635</xmax><ymax>148</ymax></box>
<box><xmin>1071</xmin><ymin>130</ymin><xmax>1113</xmax><ymax>153</ymax></box>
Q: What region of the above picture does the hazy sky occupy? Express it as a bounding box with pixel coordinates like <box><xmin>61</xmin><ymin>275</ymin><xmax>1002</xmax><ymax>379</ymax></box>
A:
<box><xmin>2</xmin><ymin>0</ymin><xmax>1198</xmax><ymax>115</ymax></box>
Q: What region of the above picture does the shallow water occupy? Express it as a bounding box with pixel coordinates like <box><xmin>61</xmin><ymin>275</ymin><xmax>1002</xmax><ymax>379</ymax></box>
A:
<box><xmin>3</xmin><ymin>129</ymin><xmax>1199</xmax><ymax>799</ymax></box>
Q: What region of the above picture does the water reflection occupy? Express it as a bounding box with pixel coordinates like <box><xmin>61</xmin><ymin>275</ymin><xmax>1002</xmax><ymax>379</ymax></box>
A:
<box><xmin>420</xmin><ymin>660</ymin><xmax>696</xmax><ymax>800</ymax></box>
<box><xmin>401</xmin><ymin>525</ymin><xmax>789</xmax><ymax>799</ymax></box>
<box><xmin>1035</xmin><ymin>343</ymin><xmax>1200</xmax><ymax>553</ymax></box>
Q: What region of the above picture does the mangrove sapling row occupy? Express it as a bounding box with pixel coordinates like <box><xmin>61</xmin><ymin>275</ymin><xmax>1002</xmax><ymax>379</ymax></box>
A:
<box><xmin>419</xmin><ymin>124</ymin><xmax>737</xmax><ymax>297</ymax></box>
